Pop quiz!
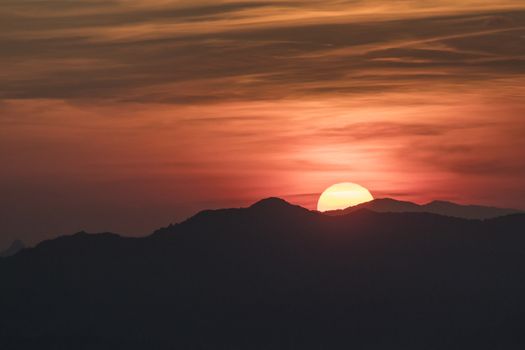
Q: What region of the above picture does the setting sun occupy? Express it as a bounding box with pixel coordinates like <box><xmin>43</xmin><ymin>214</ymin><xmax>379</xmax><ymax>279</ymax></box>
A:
<box><xmin>317</xmin><ymin>183</ymin><xmax>374</xmax><ymax>212</ymax></box>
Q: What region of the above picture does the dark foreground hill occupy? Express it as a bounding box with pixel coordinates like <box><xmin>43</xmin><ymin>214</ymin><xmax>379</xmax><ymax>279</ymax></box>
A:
<box><xmin>325</xmin><ymin>197</ymin><xmax>522</xmax><ymax>219</ymax></box>
<box><xmin>1</xmin><ymin>198</ymin><xmax>525</xmax><ymax>349</ymax></box>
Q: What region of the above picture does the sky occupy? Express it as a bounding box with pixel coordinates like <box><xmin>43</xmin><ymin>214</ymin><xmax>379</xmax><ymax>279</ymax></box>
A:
<box><xmin>1</xmin><ymin>0</ymin><xmax>525</xmax><ymax>247</ymax></box>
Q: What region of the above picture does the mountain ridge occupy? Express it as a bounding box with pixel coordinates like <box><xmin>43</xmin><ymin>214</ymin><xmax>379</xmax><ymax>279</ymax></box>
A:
<box><xmin>0</xmin><ymin>239</ymin><xmax>25</xmax><ymax>258</ymax></box>
<box><xmin>325</xmin><ymin>197</ymin><xmax>522</xmax><ymax>219</ymax></box>
<box><xmin>2</xmin><ymin>198</ymin><xmax>525</xmax><ymax>349</ymax></box>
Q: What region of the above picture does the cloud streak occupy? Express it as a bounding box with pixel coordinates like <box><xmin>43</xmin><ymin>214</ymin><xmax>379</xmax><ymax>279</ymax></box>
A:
<box><xmin>1</xmin><ymin>1</ymin><xmax>525</xmax><ymax>102</ymax></box>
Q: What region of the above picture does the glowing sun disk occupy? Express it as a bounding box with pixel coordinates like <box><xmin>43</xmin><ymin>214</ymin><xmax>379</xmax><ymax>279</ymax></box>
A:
<box><xmin>317</xmin><ymin>182</ymin><xmax>374</xmax><ymax>212</ymax></box>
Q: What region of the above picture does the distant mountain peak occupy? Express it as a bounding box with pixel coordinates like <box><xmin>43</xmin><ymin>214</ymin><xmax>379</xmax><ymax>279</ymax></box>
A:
<box><xmin>249</xmin><ymin>197</ymin><xmax>312</xmax><ymax>216</ymax></box>
<box><xmin>374</xmin><ymin>197</ymin><xmax>400</xmax><ymax>202</ymax></box>
<box><xmin>326</xmin><ymin>197</ymin><xmax>522</xmax><ymax>220</ymax></box>
<box><xmin>250</xmin><ymin>197</ymin><xmax>293</xmax><ymax>209</ymax></box>
<box><xmin>0</xmin><ymin>239</ymin><xmax>25</xmax><ymax>258</ymax></box>
<box><xmin>153</xmin><ymin>197</ymin><xmax>311</xmax><ymax>238</ymax></box>
<box><xmin>372</xmin><ymin>197</ymin><xmax>415</xmax><ymax>205</ymax></box>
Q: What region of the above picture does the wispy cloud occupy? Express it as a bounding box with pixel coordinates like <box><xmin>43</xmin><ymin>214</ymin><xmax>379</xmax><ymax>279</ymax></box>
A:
<box><xmin>1</xmin><ymin>1</ymin><xmax>525</xmax><ymax>102</ymax></box>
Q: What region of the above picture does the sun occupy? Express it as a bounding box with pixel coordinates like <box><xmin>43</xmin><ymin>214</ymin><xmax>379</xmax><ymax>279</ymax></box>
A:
<box><xmin>317</xmin><ymin>182</ymin><xmax>374</xmax><ymax>212</ymax></box>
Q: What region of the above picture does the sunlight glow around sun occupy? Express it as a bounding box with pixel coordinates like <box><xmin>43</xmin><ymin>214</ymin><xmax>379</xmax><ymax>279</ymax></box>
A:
<box><xmin>317</xmin><ymin>182</ymin><xmax>374</xmax><ymax>212</ymax></box>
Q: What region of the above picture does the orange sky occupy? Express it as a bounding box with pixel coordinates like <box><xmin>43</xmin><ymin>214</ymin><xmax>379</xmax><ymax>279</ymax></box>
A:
<box><xmin>1</xmin><ymin>0</ymin><xmax>525</xmax><ymax>247</ymax></box>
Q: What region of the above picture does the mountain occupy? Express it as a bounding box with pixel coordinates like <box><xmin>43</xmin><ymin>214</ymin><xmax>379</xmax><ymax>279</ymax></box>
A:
<box><xmin>0</xmin><ymin>239</ymin><xmax>25</xmax><ymax>258</ymax></box>
<box><xmin>1</xmin><ymin>198</ymin><xmax>525</xmax><ymax>349</ymax></box>
<box><xmin>325</xmin><ymin>197</ymin><xmax>522</xmax><ymax>219</ymax></box>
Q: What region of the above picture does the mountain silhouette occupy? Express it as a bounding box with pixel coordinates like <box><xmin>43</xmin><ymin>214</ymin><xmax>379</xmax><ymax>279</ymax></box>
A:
<box><xmin>1</xmin><ymin>198</ymin><xmax>525</xmax><ymax>349</ymax></box>
<box><xmin>325</xmin><ymin>197</ymin><xmax>522</xmax><ymax>219</ymax></box>
<box><xmin>0</xmin><ymin>239</ymin><xmax>25</xmax><ymax>258</ymax></box>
